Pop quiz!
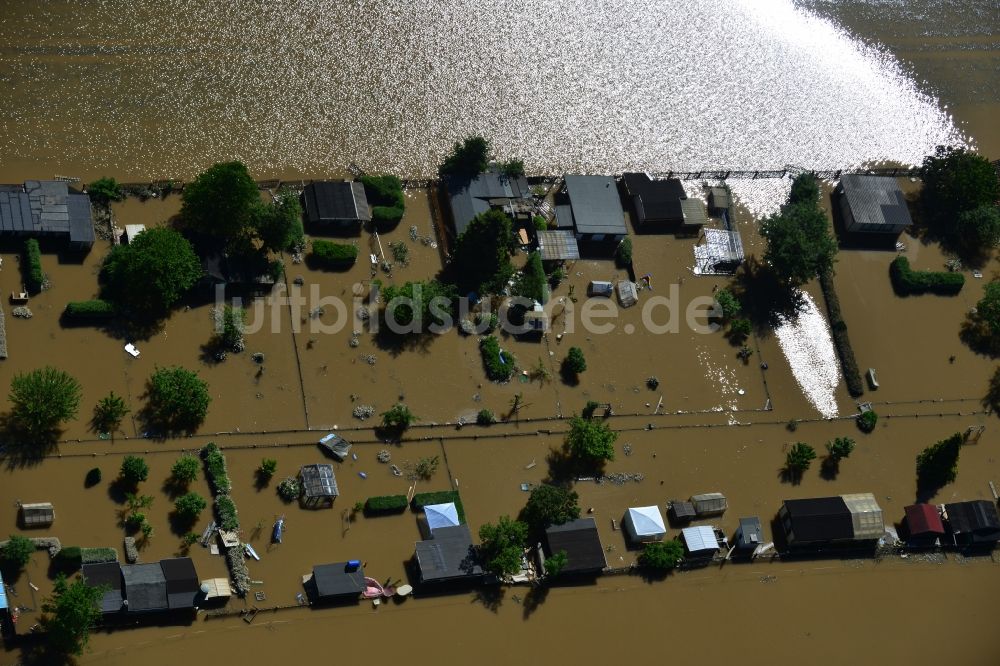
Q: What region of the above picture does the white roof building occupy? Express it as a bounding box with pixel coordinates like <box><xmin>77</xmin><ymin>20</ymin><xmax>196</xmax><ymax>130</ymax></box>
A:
<box><xmin>623</xmin><ymin>506</ymin><xmax>666</xmax><ymax>543</ymax></box>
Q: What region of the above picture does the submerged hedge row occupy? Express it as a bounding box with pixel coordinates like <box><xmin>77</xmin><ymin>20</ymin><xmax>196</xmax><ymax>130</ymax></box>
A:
<box><xmin>890</xmin><ymin>256</ymin><xmax>964</xmax><ymax>295</ymax></box>
<box><xmin>64</xmin><ymin>299</ymin><xmax>116</xmax><ymax>321</ymax></box>
<box><xmin>365</xmin><ymin>495</ymin><xmax>408</xmax><ymax>514</ymax></box>
<box><xmin>200</xmin><ymin>442</ymin><xmax>248</xmax><ymax>596</ymax></box>
<box><xmin>480</xmin><ymin>335</ymin><xmax>515</xmax><ymax>382</ymax></box>
<box><xmin>24</xmin><ymin>239</ymin><xmax>43</xmax><ymax>292</ymax></box>
<box><xmin>819</xmin><ymin>269</ymin><xmax>864</xmax><ymax>398</ymax></box>
<box><xmin>311</xmin><ymin>240</ymin><xmax>358</xmax><ymax>267</ymax></box>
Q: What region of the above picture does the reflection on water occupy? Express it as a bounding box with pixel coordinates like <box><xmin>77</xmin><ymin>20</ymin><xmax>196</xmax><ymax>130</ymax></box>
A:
<box><xmin>0</xmin><ymin>0</ymin><xmax>966</xmax><ymax>184</ymax></box>
<box><xmin>773</xmin><ymin>291</ymin><xmax>840</xmax><ymax>418</ymax></box>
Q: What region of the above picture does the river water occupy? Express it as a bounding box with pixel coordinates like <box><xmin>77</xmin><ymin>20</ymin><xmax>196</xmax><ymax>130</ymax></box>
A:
<box><xmin>0</xmin><ymin>0</ymin><xmax>995</xmax><ymax>184</ymax></box>
<box><xmin>1</xmin><ymin>2</ymin><xmax>998</xmax><ymax>664</ymax></box>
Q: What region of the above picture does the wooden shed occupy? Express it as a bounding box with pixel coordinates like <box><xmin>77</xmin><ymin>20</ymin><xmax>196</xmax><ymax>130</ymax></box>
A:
<box><xmin>20</xmin><ymin>502</ymin><xmax>54</xmax><ymax>528</ymax></box>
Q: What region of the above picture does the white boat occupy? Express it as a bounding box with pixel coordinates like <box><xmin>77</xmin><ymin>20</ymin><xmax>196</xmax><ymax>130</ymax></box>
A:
<box><xmin>244</xmin><ymin>543</ymin><xmax>260</xmax><ymax>561</ymax></box>
<box><xmin>124</xmin><ymin>343</ymin><xmax>140</xmax><ymax>358</ymax></box>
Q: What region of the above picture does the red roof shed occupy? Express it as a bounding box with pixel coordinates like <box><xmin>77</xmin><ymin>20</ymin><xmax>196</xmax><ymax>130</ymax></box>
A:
<box><xmin>905</xmin><ymin>503</ymin><xmax>944</xmax><ymax>536</ymax></box>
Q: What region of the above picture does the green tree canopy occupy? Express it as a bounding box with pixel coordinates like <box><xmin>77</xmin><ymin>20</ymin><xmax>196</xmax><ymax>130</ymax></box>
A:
<box><xmin>826</xmin><ymin>437</ymin><xmax>856</xmax><ymax>462</ymax></box>
<box><xmin>966</xmin><ymin>280</ymin><xmax>1000</xmax><ymax>355</ymax></box>
<box><xmin>439</xmin><ymin>135</ymin><xmax>491</xmax><ymax>178</ymax></box>
<box><xmin>93</xmin><ymin>391</ymin><xmax>129</xmax><ymax>433</ymax></box>
<box><xmin>2</xmin><ymin>534</ymin><xmax>35</xmax><ymax>568</ymax></box>
<box><xmin>513</xmin><ymin>251</ymin><xmax>546</xmax><ymax>303</ymax></box>
<box><xmin>101</xmin><ymin>227</ymin><xmax>202</xmax><ymax>318</ymax></box>
<box><xmin>9</xmin><ymin>366</ymin><xmax>82</xmax><ymax>439</ymax></box>
<box><xmin>42</xmin><ymin>573</ymin><xmax>105</xmax><ymax>656</ymax></box>
<box><xmin>916</xmin><ymin>432</ymin><xmax>962</xmax><ymax>490</ymax></box>
<box><xmin>784</xmin><ymin>442</ymin><xmax>816</xmax><ymax>481</ymax></box>
<box><xmin>714</xmin><ymin>288</ymin><xmax>741</xmax><ymax>320</ymax></box>
<box><xmin>499</xmin><ymin>159</ymin><xmax>525</xmax><ymax>179</ymax></box>
<box><xmin>760</xmin><ymin>202</ymin><xmax>837</xmax><ymax>286</ymax></box>
<box><xmin>544</xmin><ymin>550</ymin><xmax>568</xmax><ymax>577</ymax></box>
<box><xmin>638</xmin><ymin>540</ymin><xmax>684</xmax><ymax>571</ymax></box>
<box><xmin>953</xmin><ymin>205</ymin><xmax>1000</xmax><ymax>261</ymax></box>
<box><xmin>253</xmin><ymin>189</ymin><xmax>304</xmax><ymax>253</ymax></box>
<box><xmin>381</xmin><ymin>280</ymin><xmax>457</xmax><ymax>333</ymax></box>
<box><xmin>565</xmin><ymin>416</ymin><xmax>617</xmax><ymax>467</ymax></box>
<box><xmin>119</xmin><ymin>455</ymin><xmax>149</xmax><ymax>487</ymax></box>
<box><xmin>563</xmin><ymin>347</ymin><xmax>587</xmax><ymax>375</ymax></box>
<box><xmin>87</xmin><ymin>177</ymin><xmax>125</xmax><ymax>205</ymax></box>
<box><xmin>174</xmin><ymin>492</ymin><xmax>207</xmax><ymax>520</ymax></box>
<box><xmin>171</xmin><ymin>455</ymin><xmax>200</xmax><ymax>485</ymax></box>
<box><xmin>921</xmin><ymin>146</ymin><xmax>999</xmax><ymax>225</ymax></box>
<box><xmin>451</xmin><ymin>209</ymin><xmax>514</xmax><ymax>294</ymax></box>
<box><xmin>788</xmin><ymin>173</ymin><xmax>820</xmax><ymax>207</ymax></box>
<box><xmin>478</xmin><ymin>516</ymin><xmax>528</xmax><ymax>576</ymax></box>
<box><xmin>380</xmin><ymin>403</ymin><xmax>417</xmax><ymax>431</ymax></box>
<box><xmin>146</xmin><ymin>366</ymin><xmax>211</xmax><ymax>432</ymax></box>
<box><xmin>181</xmin><ymin>161</ymin><xmax>260</xmax><ymax>239</ymax></box>
<box><xmin>519</xmin><ymin>484</ymin><xmax>581</xmax><ymax>535</ymax></box>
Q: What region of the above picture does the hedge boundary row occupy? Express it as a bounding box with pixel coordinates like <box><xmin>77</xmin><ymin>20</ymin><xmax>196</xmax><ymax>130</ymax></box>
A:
<box><xmin>819</xmin><ymin>269</ymin><xmax>864</xmax><ymax>398</ymax></box>
<box><xmin>411</xmin><ymin>490</ymin><xmax>466</xmax><ymax>524</ymax></box>
<box><xmin>889</xmin><ymin>256</ymin><xmax>964</xmax><ymax>295</ymax></box>
<box><xmin>311</xmin><ymin>240</ymin><xmax>359</xmax><ymax>268</ymax></box>
<box><xmin>480</xmin><ymin>335</ymin><xmax>514</xmax><ymax>382</ymax></box>
<box><xmin>24</xmin><ymin>238</ymin><xmax>44</xmax><ymax>292</ymax></box>
<box><xmin>201</xmin><ymin>442</ymin><xmax>248</xmax><ymax>596</ymax></box>
<box><xmin>365</xmin><ymin>494</ymin><xmax>409</xmax><ymax>514</ymax></box>
<box><xmin>64</xmin><ymin>299</ymin><xmax>116</xmax><ymax>321</ymax></box>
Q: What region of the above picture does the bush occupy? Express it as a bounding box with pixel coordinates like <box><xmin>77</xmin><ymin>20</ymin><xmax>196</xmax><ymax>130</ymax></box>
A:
<box><xmin>438</xmin><ymin>136</ymin><xmax>491</xmax><ymax>178</ymax></box>
<box><xmin>258</xmin><ymin>458</ymin><xmax>277</xmax><ymax>480</ymax></box>
<box><xmin>171</xmin><ymin>455</ymin><xmax>200</xmax><ymax>485</ymax></box>
<box><xmin>80</xmin><ymin>547</ymin><xmax>117</xmax><ymax>564</ymax></box>
<box><xmin>119</xmin><ymin>456</ymin><xmax>149</xmax><ymax>486</ymax></box>
<box><xmin>500</xmin><ymin>159</ymin><xmax>525</xmax><ymax>179</ymax></box>
<box><xmin>513</xmin><ymin>252</ymin><xmax>546</xmax><ymax>303</ymax></box>
<box><xmin>311</xmin><ymin>239</ymin><xmax>359</xmax><ymax>268</ymax></box>
<box><xmin>916</xmin><ymin>432</ymin><xmax>962</xmax><ymax>490</ymax></box>
<box><xmin>728</xmin><ymin>318</ymin><xmax>751</xmax><ymax>344</ymax></box>
<box><xmin>889</xmin><ymin>257</ymin><xmax>965</xmax><ymax>296</ymax></box>
<box><xmin>476</xmin><ymin>409</ymin><xmax>496</xmax><ymax>425</ymax></box>
<box><xmin>480</xmin><ymin>336</ymin><xmax>515</xmax><ymax>381</ymax></box>
<box><xmin>214</xmin><ymin>495</ymin><xmax>239</xmax><ymax>531</ymax></box>
<box><xmin>361</xmin><ymin>174</ymin><xmax>405</xmax><ymax>209</ymax></box>
<box><xmin>52</xmin><ymin>545</ymin><xmax>82</xmax><ymax>570</ymax></box>
<box><xmin>147</xmin><ymin>366</ymin><xmax>210</xmax><ymax>432</ymax></box>
<box><xmin>24</xmin><ymin>238</ymin><xmax>44</xmax><ymax>292</ymax></box>
<box><xmin>201</xmin><ymin>442</ymin><xmax>231</xmax><ymax>494</ymax></box>
<box><xmin>533</xmin><ymin>215</ymin><xmax>547</xmax><ymax>231</ymax></box>
<box><xmin>639</xmin><ymin>540</ymin><xmax>684</xmax><ymax>571</ymax></box>
<box><xmin>565</xmin><ymin>416</ymin><xmax>617</xmax><ymax>466</ymax></box>
<box><xmin>372</xmin><ymin>206</ymin><xmax>405</xmax><ymax>225</ymax></box>
<box><xmin>857</xmin><ymin>410</ymin><xmax>878</xmax><ymax>433</ymax></box>
<box><xmin>63</xmin><ymin>299</ymin><xmax>116</xmax><ymax>321</ymax></box>
<box><xmin>714</xmin><ymin>289</ymin><xmax>741</xmax><ymax>320</ymax></box>
<box><xmin>615</xmin><ymin>237</ymin><xmax>633</xmax><ymax>267</ymax></box>
<box><xmin>364</xmin><ymin>495</ymin><xmax>409</xmax><ymax>514</ymax></box>
<box><xmin>93</xmin><ymin>392</ymin><xmax>129</xmax><ymax>433</ymax></box>
<box><xmin>563</xmin><ymin>347</ymin><xmax>587</xmax><ymax>375</ymax></box>
<box><xmin>412</xmin><ymin>491</ymin><xmax>466</xmax><ymax>523</ymax></box>
<box><xmin>85</xmin><ymin>467</ymin><xmax>102</xmax><ymax>487</ymax></box>
<box><xmin>819</xmin><ymin>269</ymin><xmax>864</xmax><ymax>398</ymax></box>
<box><xmin>87</xmin><ymin>177</ymin><xmax>125</xmax><ymax>205</ymax></box>
<box><xmin>381</xmin><ymin>403</ymin><xmax>417</xmax><ymax>431</ymax></box>
<box><xmin>174</xmin><ymin>492</ymin><xmax>207</xmax><ymax>520</ymax></box>
<box><xmin>277</xmin><ymin>477</ymin><xmax>301</xmax><ymax>502</ymax></box>
<box><xmin>2</xmin><ymin>534</ymin><xmax>36</xmax><ymax>568</ymax></box>
<box><xmin>9</xmin><ymin>366</ymin><xmax>83</xmax><ymax>439</ymax></box>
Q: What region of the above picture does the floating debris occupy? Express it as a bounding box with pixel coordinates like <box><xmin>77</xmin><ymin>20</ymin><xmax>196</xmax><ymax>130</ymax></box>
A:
<box><xmin>594</xmin><ymin>472</ymin><xmax>644</xmax><ymax>486</ymax></box>
<box><xmin>353</xmin><ymin>404</ymin><xmax>375</xmax><ymax>420</ymax></box>
<box><xmin>360</xmin><ymin>354</ymin><xmax>376</xmax><ymax>365</ymax></box>
<box><xmin>376</xmin><ymin>449</ymin><xmax>391</xmax><ymax>463</ymax></box>
<box><xmin>12</xmin><ymin>306</ymin><xmax>32</xmax><ymax>319</ymax></box>
<box><xmin>622</xmin><ymin>444</ymin><xmax>633</xmax><ymax>456</ymax></box>
<box><xmin>251</xmin><ymin>352</ymin><xmax>265</xmax><ymax>363</ymax></box>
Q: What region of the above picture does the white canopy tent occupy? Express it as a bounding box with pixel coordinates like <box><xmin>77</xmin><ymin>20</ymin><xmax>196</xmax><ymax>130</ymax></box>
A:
<box><xmin>623</xmin><ymin>506</ymin><xmax>666</xmax><ymax>543</ymax></box>
<box><xmin>424</xmin><ymin>503</ymin><xmax>461</xmax><ymax>532</ymax></box>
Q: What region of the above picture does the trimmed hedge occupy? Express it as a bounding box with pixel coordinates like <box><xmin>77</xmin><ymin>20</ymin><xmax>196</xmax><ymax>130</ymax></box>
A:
<box><xmin>480</xmin><ymin>335</ymin><xmax>515</xmax><ymax>382</ymax></box>
<box><xmin>64</xmin><ymin>299</ymin><xmax>116</xmax><ymax>321</ymax></box>
<box><xmin>215</xmin><ymin>495</ymin><xmax>239</xmax><ymax>531</ymax></box>
<box><xmin>372</xmin><ymin>205</ymin><xmax>405</xmax><ymax>225</ymax></box>
<box><xmin>411</xmin><ymin>490</ymin><xmax>466</xmax><ymax>524</ymax></box>
<box><xmin>201</xmin><ymin>442</ymin><xmax>232</xmax><ymax>494</ymax></box>
<box><xmin>890</xmin><ymin>256</ymin><xmax>964</xmax><ymax>295</ymax></box>
<box><xmin>365</xmin><ymin>495</ymin><xmax>409</xmax><ymax>514</ymax></box>
<box><xmin>819</xmin><ymin>269</ymin><xmax>864</xmax><ymax>398</ymax></box>
<box><xmin>24</xmin><ymin>238</ymin><xmax>44</xmax><ymax>292</ymax></box>
<box><xmin>81</xmin><ymin>547</ymin><xmax>117</xmax><ymax>564</ymax></box>
<box><xmin>311</xmin><ymin>240</ymin><xmax>358</xmax><ymax>268</ymax></box>
<box><xmin>53</xmin><ymin>546</ymin><xmax>82</xmax><ymax>569</ymax></box>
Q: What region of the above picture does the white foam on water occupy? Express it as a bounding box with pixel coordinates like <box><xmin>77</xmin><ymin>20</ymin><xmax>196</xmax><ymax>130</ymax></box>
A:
<box><xmin>773</xmin><ymin>291</ymin><xmax>841</xmax><ymax>418</ymax></box>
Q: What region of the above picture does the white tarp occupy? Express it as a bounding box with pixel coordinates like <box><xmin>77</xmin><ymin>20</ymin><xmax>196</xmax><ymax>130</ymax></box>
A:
<box><xmin>682</xmin><ymin>525</ymin><xmax>718</xmax><ymax>553</ymax></box>
<box><xmin>624</xmin><ymin>506</ymin><xmax>666</xmax><ymax>541</ymax></box>
<box><xmin>424</xmin><ymin>503</ymin><xmax>460</xmax><ymax>532</ymax></box>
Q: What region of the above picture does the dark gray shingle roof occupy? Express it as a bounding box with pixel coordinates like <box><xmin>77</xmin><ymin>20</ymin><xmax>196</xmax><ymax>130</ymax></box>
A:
<box><xmin>563</xmin><ymin>175</ymin><xmax>627</xmax><ymax>236</ymax></box>
<box><xmin>83</xmin><ymin>562</ymin><xmax>124</xmax><ymax>613</ymax></box>
<box><xmin>415</xmin><ymin>524</ymin><xmax>483</xmax><ymax>582</ymax></box>
<box><xmin>0</xmin><ymin>181</ymin><xmax>95</xmax><ymax>245</ymax></box>
<box><xmin>840</xmin><ymin>175</ymin><xmax>912</xmax><ymax>230</ymax></box>
<box><xmin>303</xmin><ymin>181</ymin><xmax>370</xmax><ymax>223</ymax></box>
<box><xmin>544</xmin><ymin>517</ymin><xmax>606</xmax><ymax>572</ymax></box>
<box><xmin>122</xmin><ymin>563</ymin><xmax>167</xmax><ymax>612</ymax></box>
<box><xmin>160</xmin><ymin>557</ymin><xmax>199</xmax><ymax>609</ymax></box>
<box><xmin>312</xmin><ymin>562</ymin><xmax>365</xmax><ymax>598</ymax></box>
<box><xmin>445</xmin><ymin>169</ymin><xmax>530</xmax><ymax>237</ymax></box>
